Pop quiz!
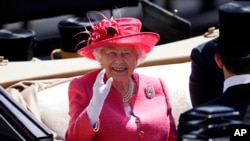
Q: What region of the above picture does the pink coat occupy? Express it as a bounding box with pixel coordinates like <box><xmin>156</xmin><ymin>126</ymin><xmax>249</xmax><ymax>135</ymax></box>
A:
<box><xmin>65</xmin><ymin>69</ymin><xmax>176</xmax><ymax>141</ymax></box>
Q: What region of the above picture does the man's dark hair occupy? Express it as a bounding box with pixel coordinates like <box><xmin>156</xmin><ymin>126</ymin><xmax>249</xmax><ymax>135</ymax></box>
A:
<box><xmin>221</xmin><ymin>56</ymin><xmax>250</xmax><ymax>74</ymax></box>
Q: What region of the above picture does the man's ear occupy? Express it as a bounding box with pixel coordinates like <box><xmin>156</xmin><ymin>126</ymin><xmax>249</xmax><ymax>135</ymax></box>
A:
<box><xmin>214</xmin><ymin>53</ymin><xmax>224</xmax><ymax>69</ymax></box>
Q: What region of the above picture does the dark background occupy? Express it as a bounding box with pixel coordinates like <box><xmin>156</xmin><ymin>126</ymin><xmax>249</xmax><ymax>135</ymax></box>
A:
<box><xmin>0</xmin><ymin>0</ymin><xmax>231</xmax><ymax>60</ymax></box>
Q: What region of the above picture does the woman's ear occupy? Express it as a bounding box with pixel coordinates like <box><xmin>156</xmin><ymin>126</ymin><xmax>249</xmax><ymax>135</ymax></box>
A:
<box><xmin>214</xmin><ymin>53</ymin><xmax>224</xmax><ymax>69</ymax></box>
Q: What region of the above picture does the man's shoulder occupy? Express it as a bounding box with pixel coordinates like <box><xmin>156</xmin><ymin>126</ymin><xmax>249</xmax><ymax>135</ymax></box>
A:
<box><xmin>192</xmin><ymin>38</ymin><xmax>218</xmax><ymax>53</ymax></box>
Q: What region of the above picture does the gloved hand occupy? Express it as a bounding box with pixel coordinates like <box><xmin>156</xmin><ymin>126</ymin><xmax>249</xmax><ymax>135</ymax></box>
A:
<box><xmin>87</xmin><ymin>69</ymin><xmax>113</xmax><ymax>127</ymax></box>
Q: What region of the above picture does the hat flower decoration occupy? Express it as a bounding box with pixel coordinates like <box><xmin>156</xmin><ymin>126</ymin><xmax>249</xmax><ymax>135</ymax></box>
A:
<box><xmin>76</xmin><ymin>11</ymin><xmax>160</xmax><ymax>60</ymax></box>
<box><xmin>90</xmin><ymin>18</ymin><xmax>119</xmax><ymax>42</ymax></box>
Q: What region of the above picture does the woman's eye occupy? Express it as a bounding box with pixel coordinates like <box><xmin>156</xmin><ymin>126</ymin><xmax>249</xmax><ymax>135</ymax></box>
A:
<box><xmin>122</xmin><ymin>51</ymin><xmax>131</xmax><ymax>56</ymax></box>
<box><xmin>108</xmin><ymin>52</ymin><xmax>116</xmax><ymax>56</ymax></box>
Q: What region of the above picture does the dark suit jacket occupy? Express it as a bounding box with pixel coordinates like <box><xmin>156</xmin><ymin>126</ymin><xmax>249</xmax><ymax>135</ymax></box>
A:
<box><xmin>177</xmin><ymin>83</ymin><xmax>250</xmax><ymax>141</ymax></box>
<box><xmin>189</xmin><ymin>38</ymin><xmax>224</xmax><ymax>107</ymax></box>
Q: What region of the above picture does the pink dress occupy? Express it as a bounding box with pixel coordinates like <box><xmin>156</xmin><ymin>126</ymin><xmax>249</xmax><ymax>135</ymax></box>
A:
<box><xmin>65</xmin><ymin>69</ymin><xmax>176</xmax><ymax>141</ymax></box>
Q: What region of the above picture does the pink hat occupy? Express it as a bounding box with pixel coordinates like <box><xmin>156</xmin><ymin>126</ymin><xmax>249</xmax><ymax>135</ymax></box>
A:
<box><xmin>77</xmin><ymin>17</ymin><xmax>160</xmax><ymax>60</ymax></box>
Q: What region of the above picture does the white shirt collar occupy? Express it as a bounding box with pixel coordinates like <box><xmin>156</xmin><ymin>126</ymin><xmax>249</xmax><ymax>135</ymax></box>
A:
<box><xmin>223</xmin><ymin>74</ymin><xmax>250</xmax><ymax>92</ymax></box>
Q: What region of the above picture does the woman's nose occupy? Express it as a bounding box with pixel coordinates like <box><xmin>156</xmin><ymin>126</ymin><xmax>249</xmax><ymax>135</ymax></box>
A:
<box><xmin>114</xmin><ymin>54</ymin><xmax>124</xmax><ymax>63</ymax></box>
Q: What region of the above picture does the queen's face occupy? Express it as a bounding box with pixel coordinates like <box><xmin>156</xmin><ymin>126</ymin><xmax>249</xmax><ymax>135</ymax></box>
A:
<box><xmin>100</xmin><ymin>45</ymin><xmax>138</xmax><ymax>82</ymax></box>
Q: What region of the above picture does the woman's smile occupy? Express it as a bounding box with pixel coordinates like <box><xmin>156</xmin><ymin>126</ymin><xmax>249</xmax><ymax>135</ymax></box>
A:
<box><xmin>111</xmin><ymin>67</ymin><xmax>128</xmax><ymax>72</ymax></box>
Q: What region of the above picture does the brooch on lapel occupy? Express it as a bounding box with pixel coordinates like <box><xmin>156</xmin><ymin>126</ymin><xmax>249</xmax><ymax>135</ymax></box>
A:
<box><xmin>145</xmin><ymin>84</ymin><xmax>155</xmax><ymax>99</ymax></box>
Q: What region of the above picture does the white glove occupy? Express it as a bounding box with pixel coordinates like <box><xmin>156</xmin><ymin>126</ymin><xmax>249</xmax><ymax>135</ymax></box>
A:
<box><xmin>87</xmin><ymin>69</ymin><xmax>113</xmax><ymax>127</ymax></box>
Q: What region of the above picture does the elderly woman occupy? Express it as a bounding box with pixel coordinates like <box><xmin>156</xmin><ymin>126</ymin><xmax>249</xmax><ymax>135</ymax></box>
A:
<box><xmin>65</xmin><ymin>15</ymin><xmax>176</xmax><ymax>141</ymax></box>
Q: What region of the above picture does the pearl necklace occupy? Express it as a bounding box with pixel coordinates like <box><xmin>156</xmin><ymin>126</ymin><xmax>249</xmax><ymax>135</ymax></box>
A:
<box><xmin>123</xmin><ymin>78</ymin><xmax>135</xmax><ymax>103</ymax></box>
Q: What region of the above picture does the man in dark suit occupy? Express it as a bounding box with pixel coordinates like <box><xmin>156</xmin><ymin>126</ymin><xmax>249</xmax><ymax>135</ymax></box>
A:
<box><xmin>189</xmin><ymin>0</ymin><xmax>250</xmax><ymax>108</ymax></box>
<box><xmin>189</xmin><ymin>38</ymin><xmax>224</xmax><ymax>107</ymax></box>
<box><xmin>178</xmin><ymin>1</ymin><xmax>250</xmax><ymax>140</ymax></box>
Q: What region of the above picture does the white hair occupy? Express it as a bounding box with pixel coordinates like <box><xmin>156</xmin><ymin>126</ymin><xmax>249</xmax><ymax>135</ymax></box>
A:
<box><xmin>93</xmin><ymin>46</ymin><xmax>147</xmax><ymax>66</ymax></box>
